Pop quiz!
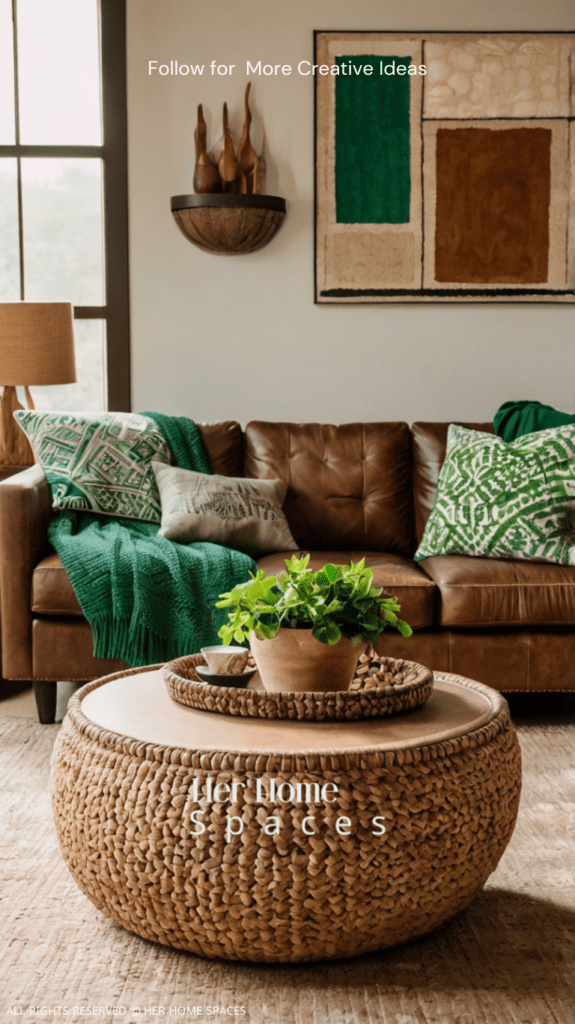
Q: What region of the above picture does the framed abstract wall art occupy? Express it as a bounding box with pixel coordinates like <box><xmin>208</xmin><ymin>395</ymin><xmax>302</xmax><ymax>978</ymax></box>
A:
<box><xmin>315</xmin><ymin>32</ymin><xmax>575</xmax><ymax>303</ymax></box>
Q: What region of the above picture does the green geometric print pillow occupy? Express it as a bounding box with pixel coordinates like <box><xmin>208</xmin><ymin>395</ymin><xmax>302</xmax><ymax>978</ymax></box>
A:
<box><xmin>15</xmin><ymin>410</ymin><xmax>171</xmax><ymax>523</ymax></box>
<box><xmin>414</xmin><ymin>423</ymin><xmax>575</xmax><ymax>565</ymax></box>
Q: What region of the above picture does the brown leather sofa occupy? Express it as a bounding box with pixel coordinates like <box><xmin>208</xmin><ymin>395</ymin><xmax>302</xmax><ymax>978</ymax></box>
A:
<box><xmin>2</xmin><ymin>419</ymin><xmax>575</xmax><ymax>723</ymax></box>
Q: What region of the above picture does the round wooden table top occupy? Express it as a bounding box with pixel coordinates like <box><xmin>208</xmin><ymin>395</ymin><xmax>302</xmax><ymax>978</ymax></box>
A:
<box><xmin>80</xmin><ymin>666</ymin><xmax>502</xmax><ymax>755</ymax></box>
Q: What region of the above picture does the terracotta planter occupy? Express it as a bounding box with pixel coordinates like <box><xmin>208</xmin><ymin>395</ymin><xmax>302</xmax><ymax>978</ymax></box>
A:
<box><xmin>250</xmin><ymin>627</ymin><xmax>365</xmax><ymax>693</ymax></box>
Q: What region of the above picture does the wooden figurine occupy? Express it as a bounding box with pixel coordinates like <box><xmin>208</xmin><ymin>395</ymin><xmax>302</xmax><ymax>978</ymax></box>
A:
<box><xmin>193</xmin><ymin>104</ymin><xmax>221</xmax><ymax>194</ymax></box>
<box><xmin>218</xmin><ymin>102</ymin><xmax>239</xmax><ymax>193</ymax></box>
<box><xmin>237</xmin><ymin>82</ymin><xmax>259</xmax><ymax>194</ymax></box>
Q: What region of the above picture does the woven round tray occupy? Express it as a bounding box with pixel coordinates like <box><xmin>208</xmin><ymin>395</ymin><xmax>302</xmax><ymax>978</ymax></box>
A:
<box><xmin>163</xmin><ymin>651</ymin><xmax>434</xmax><ymax>720</ymax></box>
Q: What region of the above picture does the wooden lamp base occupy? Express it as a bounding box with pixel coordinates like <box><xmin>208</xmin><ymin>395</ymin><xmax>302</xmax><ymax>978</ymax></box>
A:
<box><xmin>0</xmin><ymin>385</ymin><xmax>35</xmax><ymax>468</ymax></box>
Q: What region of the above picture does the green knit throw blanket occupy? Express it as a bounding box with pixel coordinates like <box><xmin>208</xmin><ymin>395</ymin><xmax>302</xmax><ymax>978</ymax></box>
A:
<box><xmin>494</xmin><ymin>400</ymin><xmax>575</xmax><ymax>442</ymax></box>
<box><xmin>47</xmin><ymin>413</ymin><xmax>257</xmax><ymax>666</ymax></box>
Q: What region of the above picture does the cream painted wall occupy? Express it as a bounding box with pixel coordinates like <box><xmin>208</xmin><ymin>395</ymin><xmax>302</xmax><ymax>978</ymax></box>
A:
<box><xmin>127</xmin><ymin>0</ymin><xmax>575</xmax><ymax>425</ymax></box>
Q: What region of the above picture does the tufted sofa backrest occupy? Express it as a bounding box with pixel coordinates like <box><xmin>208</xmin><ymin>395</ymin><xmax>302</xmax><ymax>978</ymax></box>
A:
<box><xmin>411</xmin><ymin>422</ymin><xmax>494</xmax><ymax>544</ymax></box>
<box><xmin>196</xmin><ymin>421</ymin><xmax>244</xmax><ymax>477</ymax></box>
<box><xmin>197</xmin><ymin>419</ymin><xmax>497</xmax><ymax>556</ymax></box>
<box><xmin>243</xmin><ymin>421</ymin><xmax>414</xmax><ymax>556</ymax></box>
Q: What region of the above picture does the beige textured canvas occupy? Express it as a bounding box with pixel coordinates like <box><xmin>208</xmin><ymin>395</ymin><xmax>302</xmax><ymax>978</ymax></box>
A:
<box><xmin>315</xmin><ymin>31</ymin><xmax>575</xmax><ymax>304</ymax></box>
<box><xmin>424</xmin><ymin>35</ymin><xmax>572</xmax><ymax>120</ymax></box>
<box><xmin>328</xmin><ymin>231</ymin><xmax>416</xmax><ymax>287</ymax></box>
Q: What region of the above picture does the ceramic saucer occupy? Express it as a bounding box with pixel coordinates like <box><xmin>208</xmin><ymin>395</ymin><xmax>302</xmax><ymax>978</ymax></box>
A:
<box><xmin>194</xmin><ymin>664</ymin><xmax>257</xmax><ymax>687</ymax></box>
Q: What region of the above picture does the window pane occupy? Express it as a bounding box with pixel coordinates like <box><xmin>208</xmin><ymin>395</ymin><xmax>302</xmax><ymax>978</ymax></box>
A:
<box><xmin>0</xmin><ymin>159</ymin><xmax>20</xmax><ymax>300</ymax></box>
<box><xmin>22</xmin><ymin>158</ymin><xmax>104</xmax><ymax>305</ymax></box>
<box><xmin>27</xmin><ymin>319</ymin><xmax>105</xmax><ymax>411</ymax></box>
<box><xmin>17</xmin><ymin>0</ymin><xmax>102</xmax><ymax>144</ymax></box>
<box><xmin>0</xmin><ymin>0</ymin><xmax>15</xmax><ymax>143</ymax></box>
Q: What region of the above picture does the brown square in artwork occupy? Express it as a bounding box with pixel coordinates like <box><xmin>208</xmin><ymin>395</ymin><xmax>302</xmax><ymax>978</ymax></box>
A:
<box><xmin>435</xmin><ymin>127</ymin><xmax>551</xmax><ymax>284</ymax></box>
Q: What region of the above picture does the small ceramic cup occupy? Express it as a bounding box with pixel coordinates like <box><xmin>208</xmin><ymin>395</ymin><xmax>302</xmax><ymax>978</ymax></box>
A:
<box><xmin>200</xmin><ymin>645</ymin><xmax>250</xmax><ymax>674</ymax></box>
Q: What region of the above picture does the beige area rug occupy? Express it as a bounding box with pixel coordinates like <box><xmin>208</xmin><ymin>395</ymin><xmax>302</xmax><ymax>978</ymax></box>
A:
<box><xmin>0</xmin><ymin>714</ymin><xmax>574</xmax><ymax>1024</ymax></box>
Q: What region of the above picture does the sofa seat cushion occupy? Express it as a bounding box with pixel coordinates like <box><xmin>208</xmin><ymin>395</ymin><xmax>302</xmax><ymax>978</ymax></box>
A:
<box><xmin>32</xmin><ymin>553</ymin><xmax>83</xmax><ymax>616</ymax></box>
<box><xmin>256</xmin><ymin>551</ymin><xmax>436</xmax><ymax>631</ymax></box>
<box><xmin>33</xmin><ymin>548</ymin><xmax>436</xmax><ymax>631</ymax></box>
<box><xmin>419</xmin><ymin>554</ymin><xmax>575</xmax><ymax>627</ymax></box>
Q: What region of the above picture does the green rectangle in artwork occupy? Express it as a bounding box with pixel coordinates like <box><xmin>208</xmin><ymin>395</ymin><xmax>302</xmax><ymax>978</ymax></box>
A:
<box><xmin>335</xmin><ymin>56</ymin><xmax>411</xmax><ymax>224</ymax></box>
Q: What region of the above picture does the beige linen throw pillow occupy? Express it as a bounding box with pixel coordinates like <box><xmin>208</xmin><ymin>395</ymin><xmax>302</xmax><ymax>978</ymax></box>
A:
<box><xmin>152</xmin><ymin>461</ymin><xmax>298</xmax><ymax>558</ymax></box>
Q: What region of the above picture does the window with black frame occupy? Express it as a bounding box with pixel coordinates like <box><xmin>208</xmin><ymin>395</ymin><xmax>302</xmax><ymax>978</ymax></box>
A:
<box><xmin>0</xmin><ymin>0</ymin><xmax>130</xmax><ymax>412</ymax></box>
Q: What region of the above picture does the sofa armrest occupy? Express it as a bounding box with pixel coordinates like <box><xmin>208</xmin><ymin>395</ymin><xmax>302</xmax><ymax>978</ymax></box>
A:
<box><xmin>0</xmin><ymin>466</ymin><xmax>52</xmax><ymax>679</ymax></box>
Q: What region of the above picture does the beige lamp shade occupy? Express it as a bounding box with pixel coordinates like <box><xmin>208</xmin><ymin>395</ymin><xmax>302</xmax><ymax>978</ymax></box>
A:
<box><xmin>0</xmin><ymin>302</ymin><xmax>76</xmax><ymax>385</ymax></box>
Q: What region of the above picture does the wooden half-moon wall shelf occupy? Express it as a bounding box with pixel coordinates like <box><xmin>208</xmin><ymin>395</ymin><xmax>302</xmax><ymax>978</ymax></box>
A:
<box><xmin>171</xmin><ymin>194</ymin><xmax>286</xmax><ymax>255</ymax></box>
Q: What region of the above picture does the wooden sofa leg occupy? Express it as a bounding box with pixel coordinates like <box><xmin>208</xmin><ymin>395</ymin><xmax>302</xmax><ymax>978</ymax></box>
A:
<box><xmin>33</xmin><ymin>681</ymin><xmax>57</xmax><ymax>724</ymax></box>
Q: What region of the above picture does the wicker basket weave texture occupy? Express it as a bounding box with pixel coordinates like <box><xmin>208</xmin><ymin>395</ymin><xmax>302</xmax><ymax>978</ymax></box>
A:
<box><xmin>51</xmin><ymin>669</ymin><xmax>521</xmax><ymax>963</ymax></box>
<box><xmin>163</xmin><ymin>653</ymin><xmax>434</xmax><ymax>720</ymax></box>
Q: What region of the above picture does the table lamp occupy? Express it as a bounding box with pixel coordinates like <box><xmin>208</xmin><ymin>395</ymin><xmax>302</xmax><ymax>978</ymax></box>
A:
<box><xmin>0</xmin><ymin>301</ymin><xmax>76</xmax><ymax>468</ymax></box>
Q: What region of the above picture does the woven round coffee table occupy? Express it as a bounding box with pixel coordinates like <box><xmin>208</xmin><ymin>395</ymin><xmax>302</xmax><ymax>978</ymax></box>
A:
<box><xmin>51</xmin><ymin>666</ymin><xmax>521</xmax><ymax>963</ymax></box>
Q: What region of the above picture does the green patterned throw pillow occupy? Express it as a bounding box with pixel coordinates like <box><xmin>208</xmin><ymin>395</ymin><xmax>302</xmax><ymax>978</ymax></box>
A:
<box><xmin>414</xmin><ymin>424</ymin><xmax>575</xmax><ymax>565</ymax></box>
<box><xmin>15</xmin><ymin>410</ymin><xmax>171</xmax><ymax>522</ymax></box>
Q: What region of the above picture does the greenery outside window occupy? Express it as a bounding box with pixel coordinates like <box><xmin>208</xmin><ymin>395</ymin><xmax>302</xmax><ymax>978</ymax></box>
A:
<box><xmin>0</xmin><ymin>0</ymin><xmax>130</xmax><ymax>412</ymax></box>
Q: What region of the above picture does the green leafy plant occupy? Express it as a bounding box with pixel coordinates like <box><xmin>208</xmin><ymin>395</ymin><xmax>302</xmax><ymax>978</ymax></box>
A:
<box><xmin>216</xmin><ymin>555</ymin><xmax>412</xmax><ymax>647</ymax></box>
